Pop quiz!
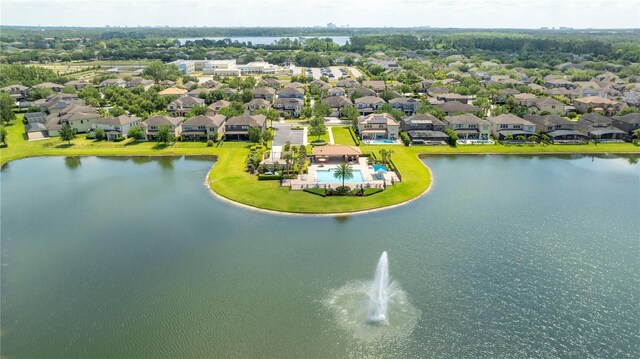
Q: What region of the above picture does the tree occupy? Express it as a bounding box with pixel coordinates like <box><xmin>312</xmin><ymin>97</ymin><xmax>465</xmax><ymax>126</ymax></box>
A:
<box><xmin>27</xmin><ymin>87</ymin><xmax>54</xmax><ymax>101</ymax></box>
<box><xmin>379</xmin><ymin>149</ymin><xmax>394</xmax><ymax>164</ymax></box>
<box><xmin>257</xmin><ymin>108</ymin><xmax>280</xmax><ymax>128</ymax></box>
<box><xmin>0</xmin><ymin>126</ymin><xmax>7</xmax><ymax>146</ymax></box>
<box><xmin>381</xmin><ymin>90</ymin><xmax>395</xmax><ymax>102</ymax></box>
<box><xmin>312</xmin><ymin>101</ymin><xmax>331</xmax><ymax>118</ymax></box>
<box><xmin>127</xmin><ymin>125</ymin><xmax>144</xmax><ymax>140</ymax></box>
<box><xmin>540</xmin><ymin>134</ymin><xmax>550</xmax><ymax>145</ymax></box>
<box><xmin>108</xmin><ymin>106</ymin><xmax>127</xmax><ymax>117</ymax></box>
<box><xmin>185</xmin><ymin>105</ymin><xmax>207</xmax><ymax>118</ymax></box>
<box><xmin>156</xmin><ymin>125</ymin><xmax>173</xmax><ymax>144</ymax></box>
<box><xmin>262</xmin><ymin>128</ymin><xmax>274</xmax><ymax>144</ymax></box>
<box><xmin>248</xmin><ymin>126</ymin><xmax>263</xmax><ymax>144</ymax></box>
<box><xmin>94</xmin><ymin>127</ymin><xmax>105</xmax><ymax>141</ymax></box>
<box><xmin>472</xmin><ymin>97</ymin><xmax>491</xmax><ymax>116</ymax></box>
<box><xmin>0</xmin><ymin>92</ymin><xmax>16</xmax><ymax>124</ymax></box>
<box><xmin>62</xmin><ymin>86</ymin><xmax>77</xmax><ymax>94</ymax></box>
<box><xmin>308</xmin><ymin>116</ymin><xmax>327</xmax><ymax>141</ymax></box>
<box><xmin>283</xmin><ymin>152</ymin><xmax>294</xmax><ymax>174</ymax></box>
<box><xmin>59</xmin><ymin>123</ymin><xmax>76</xmax><ymax>145</ymax></box>
<box><xmin>333</xmin><ymin>162</ymin><xmax>354</xmax><ymax>189</ymax></box>
<box><xmin>143</xmin><ymin>61</ymin><xmax>182</xmax><ymax>84</ymax></box>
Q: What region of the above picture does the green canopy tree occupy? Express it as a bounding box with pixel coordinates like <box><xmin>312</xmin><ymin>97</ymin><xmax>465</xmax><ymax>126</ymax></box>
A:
<box><xmin>156</xmin><ymin>125</ymin><xmax>173</xmax><ymax>144</ymax></box>
<box><xmin>127</xmin><ymin>126</ymin><xmax>144</xmax><ymax>140</ymax></box>
<box><xmin>308</xmin><ymin>116</ymin><xmax>327</xmax><ymax>141</ymax></box>
<box><xmin>0</xmin><ymin>92</ymin><xmax>16</xmax><ymax>125</ymax></box>
<box><xmin>248</xmin><ymin>126</ymin><xmax>263</xmax><ymax>144</ymax></box>
<box><xmin>0</xmin><ymin>126</ymin><xmax>8</xmax><ymax>146</ymax></box>
<box><xmin>143</xmin><ymin>61</ymin><xmax>183</xmax><ymax>84</ymax></box>
<box><xmin>257</xmin><ymin>108</ymin><xmax>280</xmax><ymax>128</ymax></box>
<box><xmin>59</xmin><ymin>123</ymin><xmax>76</xmax><ymax>145</ymax></box>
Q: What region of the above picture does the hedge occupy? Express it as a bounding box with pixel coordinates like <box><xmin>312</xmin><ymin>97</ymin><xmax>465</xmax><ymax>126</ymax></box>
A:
<box><xmin>363</xmin><ymin>188</ymin><xmax>384</xmax><ymax>196</ymax></box>
<box><xmin>258</xmin><ymin>174</ymin><xmax>283</xmax><ymax>181</ymax></box>
<box><xmin>400</xmin><ymin>131</ymin><xmax>411</xmax><ymax>146</ymax></box>
<box><xmin>348</xmin><ymin>127</ymin><xmax>361</xmax><ymax>145</ymax></box>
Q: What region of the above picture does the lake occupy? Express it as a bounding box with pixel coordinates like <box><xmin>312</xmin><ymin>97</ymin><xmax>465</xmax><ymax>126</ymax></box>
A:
<box><xmin>177</xmin><ymin>36</ymin><xmax>351</xmax><ymax>46</ymax></box>
<box><xmin>1</xmin><ymin>155</ymin><xmax>639</xmax><ymax>358</ymax></box>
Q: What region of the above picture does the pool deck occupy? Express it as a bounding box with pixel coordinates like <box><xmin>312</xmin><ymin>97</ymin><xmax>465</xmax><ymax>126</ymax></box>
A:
<box><xmin>284</xmin><ymin>158</ymin><xmax>400</xmax><ymax>190</ymax></box>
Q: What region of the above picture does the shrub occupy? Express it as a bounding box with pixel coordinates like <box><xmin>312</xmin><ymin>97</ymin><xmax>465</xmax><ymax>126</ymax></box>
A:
<box><xmin>400</xmin><ymin>131</ymin><xmax>411</xmax><ymax>146</ymax></box>
<box><xmin>348</xmin><ymin>127</ymin><xmax>361</xmax><ymax>145</ymax></box>
<box><xmin>113</xmin><ymin>136</ymin><xmax>125</xmax><ymax>142</ymax></box>
<box><xmin>258</xmin><ymin>174</ymin><xmax>283</xmax><ymax>181</ymax></box>
<box><xmin>363</xmin><ymin>188</ymin><xmax>384</xmax><ymax>196</ymax></box>
<box><xmin>334</xmin><ymin>186</ymin><xmax>351</xmax><ymax>195</ymax></box>
<box><xmin>207</xmin><ymin>139</ymin><xmax>214</xmax><ymax>147</ymax></box>
<box><xmin>86</xmin><ymin>134</ymin><xmax>96</xmax><ymax>140</ymax></box>
<box><xmin>304</xmin><ymin>188</ymin><xmax>326</xmax><ymax>197</ymax></box>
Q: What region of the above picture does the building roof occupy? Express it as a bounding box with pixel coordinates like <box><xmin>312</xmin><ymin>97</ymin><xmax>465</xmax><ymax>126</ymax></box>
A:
<box><xmin>436</xmin><ymin>101</ymin><xmax>479</xmax><ymax>113</ymax></box>
<box><xmin>359</xmin><ymin>113</ymin><xmax>399</xmax><ymax>126</ymax></box>
<box><xmin>389</xmin><ymin>97</ymin><xmax>419</xmax><ymax>105</ymax></box>
<box><xmin>183</xmin><ymin>115</ymin><xmax>225</xmax><ymax>127</ymax></box>
<box><xmin>252</xmin><ymin>87</ymin><xmax>276</xmax><ymax>95</ymax></box>
<box><xmin>311</xmin><ymin>145</ymin><xmax>362</xmax><ymax>156</ymax></box>
<box><xmin>277</xmin><ymin>87</ymin><xmax>305</xmax><ymax>96</ymax></box>
<box><xmin>25</xmin><ymin>112</ymin><xmax>47</xmax><ymax>124</ymax></box>
<box><xmin>25</xmin><ymin>122</ymin><xmax>47</xmax><ymax>132</ymax></box>
<box><xmin>580</xmin><ymin>113</ymin><xmax>611</xmax><ymax>125</ymax></box>
<box><xmin>524</xmin><ymin>114</ymin><xmax>571</xmax><ymax>126</ymax></box>
<box><xmin>354</xmin><ymin>87</ymin><xmax>377</xmax><ymax>96</ymax></box>
<box><xmin>274</xmin><ymin>98</ymin><xmax>304</xmax><ymax>106</ymax></box>
<box><xmin>247</xmin><ymin>98</ymin><xmax>271</xmax><ymax>107</ymax></box>
<box><xmin>321</xmin><ymin>96</ymin><xmax>352</xmax><ymax>108</ymax></box>
<box><xmin>444</xmin><ymin>113</ymin><xmax>484</xmax><ymax>125</ymax></box>
<box><xmin>327</xmin><ymin>87</ymin><xmax>346</xmax><ymax>95</ymax></box>
<box><xmin>171</xmin><ymin>97</ymin><xmax>205</xmax><ymax>107</ymax></box>
<box><xmin>142</xmin><ymin>115</ymin><xmax>183</xmax><ymax>127</ymax></box>
<box><xmin>158</xmin><ymin>87</ymin><xmax>188</xmax><ymax>96</ymax></box>
<box><xmin>574</xmin><ymin>96</ymin><xmax>618</xmax><ymax>105</ymax></box>
<box><xmin>488</xmin><ymin>114</ymin><xmax>534</xmax><ymax>126</ymax></box>
<box><xmin>612</xmin><ymin>113</ymin><xmax>640</xmax><ymax>125</ymax></box>
<box><xmin>402</xmin><ymin>113</ymin><xmax>443</xmax><ymax>126</ymax></box>
<box><xmin>362</xmin><ymin>80</ymin><xmax>386</xmax><ymax>91</ymax></box>
<box><xmin>96</xmin><ymin>115</ymin><xmax>141</xmax><ymax>126</ymax></box>
<box><xmin>354</xmin><ymin>96</ymin><xmax>385</xmax><ymax>105</ymax></box>
<box><xmin>208</xmin><ymin>100</ymin><xmax>231</xmax><ymax>110</ymax></box>
<box><xmin>531</xmin><ymin>97</ymin><xmax>565</xmax><ymax>107</ymax></box>
<box><xmin>226</xmin><ymin>114</ymin><xmax>266</xmax><ymax>127</ymax></box>
<box><xmin>407</xmin><ymin>130</ymin><xmax>448</xmax><ymax>138</ymax></box>
<box><xmin>33</xmin><ymin>82</ymin><xmax>64</xmax><ymax>89</ymax></box>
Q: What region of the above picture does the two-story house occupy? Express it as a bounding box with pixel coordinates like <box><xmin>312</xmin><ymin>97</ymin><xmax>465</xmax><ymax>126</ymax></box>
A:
<box><xmin>436</xmin><ymin>101</ymin><xmax>480</xmax><ymax>115</ymax></box>
<box><xmin>180</xmin><ymin>115</ymin><xmax>226</xmax><ymax>141</ymax></box>
<box><xmin>252</xmin><ymin>87</ymin><xmax>276</xmax><ymax>102</ymax></box>
<box><xmin>225</xmin><ymin>114</ymin><xmax>267</xmax><ymax>140</ymax></box>
<box><xmin>208</xmin><ymin>100</ymin><xmax>231</xmax><ymax>114</ymax></box>
<box><xmin>357</xmin><ymin>113</ymin><xmax>400</xmax><ymax>140</ymax></box>
<box><xmin>354</xmin><ymin>96</ymin><xmax>386</xmax><ymax>116</ymax></box>
<box><xmin>141</xmin><ymin>115</ymin><xmax>184</xmax><ymax>141</ymax></box>
<box><xmin>573</xmin><ymin>96</ymin><xmax>623</xmax><ymax>115</ymax></box>
<box><xmin>576</xmin><ymin>113</ymin><xmax>626</xmax><ymax>142</ymax></box>
<box><xmin>321</xmin><ymin>96</ymin><xmax>353</xmax><ymax>117</ymax></box>
<box><xmin>273</xmin><ymin>98</ymin><xmax>303</xmax><ymax>118</ymax></box>
<box><xmin>167</xmin><ymin>97</ymin><xmax>205</xmax><ymax>116</ymax></box>
<box><xmin>247</xmin><ymin>98</ymin><xmax>271</xmax><ymax>114</ymax></box>
<box><xmin>528</xmin><ymin>97</ymin><xmax>567</xmax><ymax>115</ymax></box>
<box><xmin>327</xmin><ymin>87</ymin><xmax>346</xmax><ymax>97</ymax></box>
<box><xmin>33</xmin><ymin>82</ymin><xmax>64</xmax><ymax>92</ymax></box>
<box><xmin>1</xmin><ymin>84</ymin><xmax>30</xmax><ymax>102</ymax></box>
<box><xmin>258</xmin><ymin>78</ymin><xmax>281</xmax><ymax>89</ymax></box>
<box><xmin>126</xmin><ymin>78</ymin><xmax>155</xmax><ymax>90</ymax></box>
<box><xmin>336</xmin><ymin>79</ymin><xmax>358</xmax><ymax>88</ymax></box>
<box><xmin>523</xmin><ymin>114</ymin><xmax>588</xmax><ymax>143</ymax></box>
<box><xmin>44</xmin><ymin>105</ymin><xmax>99</xmax><ymax>136</ymax></box>
<box><xmin>362</xmin><ymin>80</ymin><xmax>386</xmax><ymax>93</ymax></box>
<box><xmin>276</xmin><ymin>87</ymin><xmax>305</xmax><ymax>99</ymax></box>
<box><xmin>611</xmin><ymin>113</ymin><xmax>640</xmax><ymax>139</ymax></box>
<box><xmin>99</xmin><ymin>79</ymin><xmax>127</xmax><ymax>89</ymax></box>
<box><xmin>310</xmin><ymin>79</ymin><xmax>331</xmax><ymax>91</ymax></box>
<box><xmin>92</xmin><ymin>115</ymin><xmax>142</xmax><ymax>141</ymax></box>
<box><xmin>389</xmin><ymin>97</ymin><xmax>420</xmax><ymax>116</ymax></box>
<box><xmin>401</xmin><ymin>114</ymin><xmax>449</xmax><ymax>144</ymax></box>
<box><xmin>443</xmin><ymin>113</ymin><xmax>491</xmax><ymax>140</ymax></box>
<box><xmin>436</xmin><ymin>93</ymin><xmax>474</xmax><ymax>104</ymax></box>
<box><xmin>487</xmin><ymin>114</ymin><xmax>537</xmax><ymax>140</ymax></box>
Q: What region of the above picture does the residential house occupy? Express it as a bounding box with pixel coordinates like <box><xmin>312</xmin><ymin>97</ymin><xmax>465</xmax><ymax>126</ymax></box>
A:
<box><xmin>1</xmin><ymin>84</ymin><xmax>30</xmax><ymax>102</ymax></box>
<box><xmin>327</xmin><ymin>87</ymin><xmax>346</xmax><ymax>97</ymax></box>
<box><xmin>389</xmin><ymin>97</ymin><xmax>420</xmax><ymax>115</ymax></box>
<box><xmin>427</xmin><ymin>86</ymin><xmax>449</xmax><ymax>97</ymax></box>
<box><xmin>126</xmin><ymin>78</ymin><xmax>155</xmax><ymax>90</ymax></box>
<box><xmin>336</xmin><ymin>79</ymin><xmax>359</xmax><ymax>88</ymax></box>
<box><xmin>487</xmin><ymin>114</ymin><xmax>536</xmax><ymax>140</ymax></box>
<box><xmin>357</xmin><ymin>113</ymin><xmax>400</xmax><ymax>140</ymax></box>
<box><xmin>544</xmin><ymin>77</ymin><xmax>577</xmax><ymax>89</ymax></box>
<box><xmin>352</xmin><ymin>87</ymin><xmax>377</xmax><ymax>97</ymax></box>
<box><xmin>362</xmin><ymin>80</ymin><xmax>386</xmax><ymax>93</ymax></box>
<box><xmin>183</xmin><ymin>81</ymin><xmax>197</xmax><ymax>90</ymax></box>
<box><xmin>258</xmin><ymin>78</ymin><xmax>282</xmax><ymax>89</ymax></box>
<box><xmin>529</xmin><ymin>97</ymin><xmax>567</xmax><ymax>115</ymax></box>
<box><xmin>92</xmin><ymin>115</ymin><xmax>142</xmax><ymax>141</ymax></box>
<box><xmin>321</xmin><ymin>96</ymin><xmax>353</xmax><ymax>117</ymax></box>
<box><xmin>276</xmin><ymin>87</ymin><xmax>305</xmax><ymax>99</ymax></box>
<box><xmin>64</xmin><ymin>80</ymin><xmax>92</xmax><ymax>91</ymax></box>
<box><xmin>158</xmin><ymin>87</ymin><xmax>188</xmax><ymax>96</ymax></box>
<box><xmin>577</xmin><ymin>113</ymin><xmax>626</xmax><ymax>142</ymax></box>
<box><xmin>247</xmin><ymin>98</ymin><xmax>271</xmax><ymax>114</ymax></box>
<box><xmin>141</xmin><ymin>115</ymin><xmax>183</xmax><ymax>141</ymax></box>
<box><xmin>201</xmin><ymin>79</ymin><xmax>222</xmax><ymax>89</ymax></box>
<box><xmin>354</xmin><ymin>96</ymin><xmax>386</xmax><ymax>115</ymax></box>
<box><xmin>160</xmin><ymin>80</ymin><xmax>176</xmax><ymax>87</ymax></box>
<box><xmin>225</xmin><ymin>114</ymin><xmax>267</xmax><ymax>140</ymax></box>
<box><xmin>167</xmin><ymin>97</ymin><xmax>205</xmax><ymax>116</ymax></box>
<box><xmin>252</xmin><ymin>87</ymin><xmax>276</xmax><ymax>102</ymax></box>
<box><xmin>443</xmin><ymin>113</ymin><xmax>491</xmax><ymax>140</ymax></box>
<box><xmin>222</xmin><ymin>87</ymin><xmax>237</xmax><ymax>96</ymax></box>
<box><xmin>523</xmin><ymin>114</ymin><xmax>588</xmax><ymax>143</ymax></box>
<box><xmin>310</xmin><ymin>79</ymin><xmax>331</xmax><ymax>91</ymax></box>
<box><xmin>611</xmin><ymin>113</ymin><xmax>640</xmax><ymax>138</ymax></box>
<box><xmin>186</xmin><ymin>88</ymin><xmax>211</xmax><ymax>98</ymax></box>
<box><xmin>207</xmin><ymin>100</ymin><xmax>231</xmax><ymax>114</ymax></box>
<box><xmin>273</xmin><ymin>98</ymin><xmax>304</xmax><ymax>118</ymax></box>
<box><xmin>25</xmin><ymin>122</ymin><xmax>49</xmax><ymax>140</ymax></box>
<box><xmin>33</xmin><ymin>82</ymin><xmax>64</xmax><ymax>92</ymax></box>
<box><xmin>401</xmin><ymin>114</ymin><xmax>448</xmax><ymax>144</ymax></box>
<box><xmin>180</xmin><ymin>115</ymin><xmax>226</xmax><ymax>141</ymax></box>
<box><xmin>437</xmin><ymin>93</ymin><xmax>474</xmax><ymax>104</ymax></box>
<box><xmin>436</xmin><ymin>101</ymin><xmax>480</xmax><ymax>115</ymax></box>
<box><xmin>573</xmin><ymin>96</ymin><xmax>623</xmax><ymax>115</ymax></box>
<box><xmin>44</xmin><ymin>105</ymin><xmax>99</xmax><ymax>136</ymax></box>
<box><xmin>99</xmin><ymin>79</ymin><xmax>127</xmax><ymax>89</ymax></box>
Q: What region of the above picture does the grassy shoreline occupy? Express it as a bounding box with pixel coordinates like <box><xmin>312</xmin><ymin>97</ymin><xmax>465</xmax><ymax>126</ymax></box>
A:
<box><xmin>2</xmin><ymin>121</ymin><xmax>638</xmax><ymax>214</ymax></box>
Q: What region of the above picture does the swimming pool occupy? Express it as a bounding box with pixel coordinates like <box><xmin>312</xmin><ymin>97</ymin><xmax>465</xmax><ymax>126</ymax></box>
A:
<box><xmin>363</xmin><ymin>139</ymin><xmax>401</xmax><ymax>145</ymax></box>
<box><xmin>373</xmin><ymin>164</ymin><xmax>388</xmax><ymax>172</ymax></box>
<box><xmin>315</xmin><ymin>169</ymin><xmax>365</xmax><ymax>183</ymax></box>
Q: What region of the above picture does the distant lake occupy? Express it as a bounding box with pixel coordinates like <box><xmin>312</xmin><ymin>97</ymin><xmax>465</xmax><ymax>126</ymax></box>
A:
<box><xmin>1</xmin><ymin>155</ymin><xmax>639</xmax><ymax>358</ymax></box>
<box><xmin>177</xmin><ymin>36</ymin><xmax>351</xmax><ymax>46</ymax></box>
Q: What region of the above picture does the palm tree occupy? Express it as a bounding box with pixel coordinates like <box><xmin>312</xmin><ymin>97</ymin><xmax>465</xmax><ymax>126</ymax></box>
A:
<box><xmin>333</xmin><ymin>162</ymin><xmax>354</xmax><ymax>188</ymax></box>
<box><xmin>283</xmin><ymin>152</ymin><xmax>294</xmax><ymax>176</ymax></box>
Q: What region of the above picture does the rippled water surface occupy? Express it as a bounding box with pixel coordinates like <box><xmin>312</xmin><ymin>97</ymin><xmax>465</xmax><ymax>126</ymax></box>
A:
<box><xmin>1</xmin><ymin>155</ymin><xmax>638</xmax><ymax>358</ymax></box>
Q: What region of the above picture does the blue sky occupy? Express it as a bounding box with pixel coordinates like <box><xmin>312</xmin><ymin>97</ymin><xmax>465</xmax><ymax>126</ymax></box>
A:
<box><xmin>2</xmin><ymin>0</ymin><xmax>639</xmax><ymax>28</ymax></box>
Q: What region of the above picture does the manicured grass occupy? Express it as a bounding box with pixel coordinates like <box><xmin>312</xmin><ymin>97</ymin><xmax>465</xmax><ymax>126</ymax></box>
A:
<box><xmin>331</xmin><ymin>126</ymin><xmax>358</xmax><ymax>146</ymax></box>
<box><xmin>2</xmin><ymin>115</ymin><xmax>639</xmax><ymax>215</ymax></box>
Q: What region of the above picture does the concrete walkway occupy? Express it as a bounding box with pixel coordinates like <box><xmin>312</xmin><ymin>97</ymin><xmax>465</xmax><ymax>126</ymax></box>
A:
<box><xmin>303</xmin><ymin>127</ymin><xmax>308</xmax><ymax>145</ymax></box>
<box><xmin>327</xmin><ymin>126</ymin><xmax>335</xmax><ymax>144</ymax></box>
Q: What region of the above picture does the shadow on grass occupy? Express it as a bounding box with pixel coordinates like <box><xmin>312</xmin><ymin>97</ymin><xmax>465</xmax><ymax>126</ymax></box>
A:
<box><xmin>124</xmin><ymin>140</ymin><xmax>144</xmax><ymax>146</ymax></box>
<box><xmin>55</xmin><ymin>143</ymin><xmax>75</xmax><ymax>149</ymax></box>
<box><xmin>152</xmin><ymin>143</ymin><xmax>172</xmax><ymax>150</ymax></box>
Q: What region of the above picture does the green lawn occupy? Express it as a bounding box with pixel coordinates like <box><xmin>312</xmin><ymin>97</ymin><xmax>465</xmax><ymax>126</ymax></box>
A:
<box><xmin>331</xmin><ymin>126</ymin><xmax>358</xmax><ymax>146</ymax></box>
<box><xmin>2</xmin><ymin>116</ymin><xmax>639</xmax><ymax>214</ymax></box>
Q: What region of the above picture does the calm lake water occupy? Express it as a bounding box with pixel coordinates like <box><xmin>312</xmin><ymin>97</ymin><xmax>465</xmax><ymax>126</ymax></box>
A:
<box><xmin>177</xmin><ymin>36</ymin><xmax>351</xmax><ymax>46</ymax></box>
<box><xmin>1</xmin><ymin>155</ymin><xmax>639</xmax><ymax>358</ymax></box>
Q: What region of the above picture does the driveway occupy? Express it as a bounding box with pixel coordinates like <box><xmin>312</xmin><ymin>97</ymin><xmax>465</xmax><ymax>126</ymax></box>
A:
<box><xmin>273</xmin><ymin>124</ymin><xmax>305</xmax><ymax>146</ymax></box>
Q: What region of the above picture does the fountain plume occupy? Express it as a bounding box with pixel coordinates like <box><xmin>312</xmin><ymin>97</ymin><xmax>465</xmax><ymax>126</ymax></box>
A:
<box><xmin>367</xmin><ymin>251</ymin><xmax>396</xmax><ymax>323</ymax></box>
